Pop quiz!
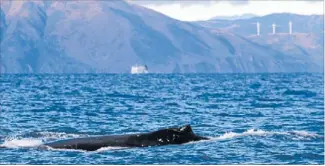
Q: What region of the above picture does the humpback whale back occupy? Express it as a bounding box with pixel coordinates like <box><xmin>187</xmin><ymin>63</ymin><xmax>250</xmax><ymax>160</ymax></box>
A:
<box><xmin>180</xmin><ymin>125</ymin><xmax>193</xmax><ymax>133</ymax></box>
<box><xmin>126</xmin><ymin>124</ymin><xmax>207</xmax><ymax>146</ymax></box>
<box><xmin>43</xmin><ymin>124</ymin><xmax>208</xmax><ymax>151</ymax></box>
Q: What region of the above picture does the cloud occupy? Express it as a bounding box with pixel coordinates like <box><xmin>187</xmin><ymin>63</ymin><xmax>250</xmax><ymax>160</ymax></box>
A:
<box><xmin>128</xmin><ymin>0</ymin><xmax>249</xmax><ymax>7</ymax></box>
<box><xmin>306</xmin><ymin>0</ymin><xmax>323</xmax><ymax>2</ymax></box>
<box><xmin>132</xmin><ymin>0</ymin><xmax>323</xmax><ymax>21</ymax></box>
<box><xmin>128</xmin><ymin>0</ymin><xmax>323</xmax><ymax>6</ymax></box>
<box><xmin>228</xmin><ymin>0</ymin><xmax>249</xmax><ymax>6</ymax></box>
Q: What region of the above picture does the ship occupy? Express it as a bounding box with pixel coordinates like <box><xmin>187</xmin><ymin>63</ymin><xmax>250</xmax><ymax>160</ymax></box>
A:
<box><xmin>131</xmin><ymin>64</ymin><xmax>149</xmax><ymax>74</ymax></box>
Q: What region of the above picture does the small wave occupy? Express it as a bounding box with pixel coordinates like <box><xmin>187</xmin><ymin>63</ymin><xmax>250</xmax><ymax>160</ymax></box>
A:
<box><xmin>210</xmin><ymin>129</ymin><xmax>321</xmax><ymax>141</ymax></box>
<box><xmin>186</xmin><ymin>129</ymin><xmax>320</xmax><ymax>146</ymax></box>
<box><xmin>257</xmin><ymin>97</ymin><xmax>283</xmax><ymax>102</ymax></box>
<box><xmin>249</xmin><ymin>82</ymin><xmax>261</xmax><ymax>89</ymax></box>
<box><xmin>250</xmin><ymin>101</ymin><xmax>286</xmax><ymax>108</ymax></box>
<box><xmin>290</xmin><ymin>131</ymin><xmax>318</xmax><ymax>137</ymax></box>
<box><xmin>196</xmin><ymin>93</ymin><xmax>229</xmax><ymax>100</ymax></box>
<box><xmin>282</xmin><ymin>89</ymin><xmax>317</xmax><ymax>98</ymax></box>
<box><xmin>165</xmin><ymin>102</ymin><xmax>180</xmax><ymax>107</ymax></box>
<box><xmin>215</xmin><ymin>112</ymin><xmax>264</xmax><ymax>117</ymax></box>
<box><xmin>215</xmin><ymin>129</ymin><xmax>267</xmax><ymax>140</ymax></box>
<box><xmin>288</xmin><ymin>131</ymin><xmax>320</xmax><ymax>140</ymax></box>
<box><xmin>106</xmin><ymin>91</ymin><xmax>147</xmax><ymax>99</ymax></box>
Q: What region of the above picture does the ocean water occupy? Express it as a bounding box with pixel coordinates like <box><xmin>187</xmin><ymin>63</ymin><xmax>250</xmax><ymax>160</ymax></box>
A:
<box><xmin>0</xmin><ymin>73</ymin><xmax>323</xmax><ymax>164</ymax></box>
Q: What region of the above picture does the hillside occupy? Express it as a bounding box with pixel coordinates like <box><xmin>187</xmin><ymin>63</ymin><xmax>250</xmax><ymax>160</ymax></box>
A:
<box><xmin>196</xmin><ymin>13</ymin><xmax>323</xmax><ymax>36</ymax></box>
<box><xmin>196</xmin><ymin>13</ymin><xmax>324</xmax><ymax>70</ymax></box>
<box><xmin>247</xmin><ymin>33</ymin><xmax>323</xmax><ymax>68</ymax></box>
<box><xmin>0</xmin><ymin>1</ymin><xmax>323</xmax><ymax>73</ymax></box>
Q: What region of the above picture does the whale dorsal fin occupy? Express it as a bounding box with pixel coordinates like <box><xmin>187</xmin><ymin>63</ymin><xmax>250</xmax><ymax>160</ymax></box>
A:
<box><xmin>179</xmin><ymin>125</ymin><xmax>193</xmax><ymax>134</ymax></box>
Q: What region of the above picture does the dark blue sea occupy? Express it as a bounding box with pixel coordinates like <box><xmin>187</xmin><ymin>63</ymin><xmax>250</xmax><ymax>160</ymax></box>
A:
<box><xmin>0</xmin><ymin>73</ymin><xmax>324</xmax><ymax>164</ymax></box>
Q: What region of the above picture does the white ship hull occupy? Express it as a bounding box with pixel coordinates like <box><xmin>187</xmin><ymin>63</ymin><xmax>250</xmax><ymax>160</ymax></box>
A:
<box><xmin>131</xmin><ymin>65</ymin><xmax>149</xmax><ymax>74</ymax></box>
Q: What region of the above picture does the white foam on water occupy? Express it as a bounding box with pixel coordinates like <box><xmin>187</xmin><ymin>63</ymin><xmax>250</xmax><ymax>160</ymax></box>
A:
<box><xmin>1</xmin><ymin>138</ymin><xmax>43</xmax><ymax>148</ymax></box>
<box><xmin>36</xmin><ymin>131</ymin><xmax>86</xmax><ymax>140</ymax></box>
<box><xmin>207</xmin><ymin>129</ymin><xmax>321</xmax><ymax>141</ymax></box>
<box><xmin>185</xmin><ymin>129</ymin><xmax>269</xmax><ymax>145</ymax></box>
<box><xmin>214</xmin><ymin>129</ymin><xmax>268</xmax><ymax>140</ymax></box>
<box><xmin>0</xmin><ymin>131</ymin><xmax>85</xmax><ymax>149</ymax></box>
<box><xmin>290</xmin><ymin>130</ymin><xmax>319</xmax><ymax>138</ymax></box>
<box><xmin>45</xmin><ymin>146</ymin><xmax>88</xmax><ymax>153</ymax></box>
<box><xmin>96</xmin><ymin>146</ymin><xmax>127</xmax><ymax>152</ymax></box>
<box><xmin>0</xmin><ymin>133</ymin><xmax>126</xmax><ymax>152</ymax></box>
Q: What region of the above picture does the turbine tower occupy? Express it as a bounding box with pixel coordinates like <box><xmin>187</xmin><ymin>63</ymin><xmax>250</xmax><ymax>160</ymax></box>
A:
<box><xmin>289</xmin><ymin>21</ymin><xmax>292</xmax><ymax>35</ymax></box>
<box><xmin>272</xmin><ymin>23</ymin><xmax>276</xmax><ymax>35</ymax></box>
<box><xmin>252</xmin><ymin>22</ymin><xmax>260</xmax><ymax>36</ymax></box>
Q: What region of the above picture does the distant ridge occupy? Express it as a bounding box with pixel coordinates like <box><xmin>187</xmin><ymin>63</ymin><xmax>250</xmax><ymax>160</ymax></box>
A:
<box><xmin>210</xmin><ymin>13</ymin><xmax>257</xmax><ymax>20</ymax></box>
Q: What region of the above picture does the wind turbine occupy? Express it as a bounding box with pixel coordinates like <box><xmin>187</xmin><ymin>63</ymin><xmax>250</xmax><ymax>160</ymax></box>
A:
<box><xmin>269</xmin><ymin>23</ymin><xmax>282</xmax><ymax>35</ymax></box>
<box><xmin>288</xmin><ymin>21</ymin><xmax>292</xmax><ymax>35</ymax></box>
<box><xmin>272</xmin><ymin>23</ymin><xmax>276</xmax><ymax>35</ymax></box>
<box><xmin>252</xmin><ymin>22</ymin><xmax>260</xmax><ymax>36</ymax></box>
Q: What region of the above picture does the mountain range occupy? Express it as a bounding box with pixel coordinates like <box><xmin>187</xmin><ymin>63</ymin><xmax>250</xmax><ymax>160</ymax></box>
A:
<box><xmin>196</xmin><ymin>13</ymin><xmax>323</xmax><ymax>36</ymax></box>
<box><xmin>209</xmin><ymin>13</ymin><xmax>257</xmax><ymax>21</ymax></box>
<box><xmin>0</xmin><ymin>1</ymin><xmax>323</xmax><ymax>73</ymax></box>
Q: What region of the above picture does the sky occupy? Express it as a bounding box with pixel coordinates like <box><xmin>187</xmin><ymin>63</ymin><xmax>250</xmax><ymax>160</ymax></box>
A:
<box><xmin>128</xmin><ymin>0</ymin><xmax>324</xmax><ymax>21</ymax></box>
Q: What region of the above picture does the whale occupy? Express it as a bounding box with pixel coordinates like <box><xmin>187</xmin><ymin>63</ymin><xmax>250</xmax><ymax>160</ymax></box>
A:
<box><xmin>42</xmin><ymin>124</ymin><xmax>208</xmax><ymax>151</ymax></box>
